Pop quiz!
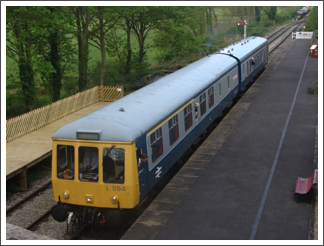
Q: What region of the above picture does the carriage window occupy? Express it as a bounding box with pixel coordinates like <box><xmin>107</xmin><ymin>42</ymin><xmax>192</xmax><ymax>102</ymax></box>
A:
<box><xmin>150</xmin><ymin>127</ymin><xmax>163</xmax><ymax>163</ymax></box>
<box><xmin>79</xmin><ymin>146</ymin><xmax>98</xmax><ymax>182</ymax></box>
<box><xmin>208</xmin><ymin>87</ymin><xmax>214</xmax><ymax>108</ymax></box>
<box><xmin>102</xmin><ymin>148</ymin><xmax>125</xmax><ymax>184</ymax></box>
<box><xmin>227</xmin><ymin>76</ymin><xmax>230</xmax><ymax>90</ymax></box>
<box><xmin>184</xmin><ymin>104</ymin><xmax>193</xmax><ymax>131</ymax></box>
<box><xmin>57</xmin><ymin>145</ymin><xmax>75</xmax><ymax>180</ymax></box>
<box><xmin>169</xmin><ymin>115</ymin><xmax>179</xmax><ymax>146</ymax></box>
<box><xmin>200</xmin><ymin>93</ymin><xmax>207</xmax><ymax>116</ymax></box>
<box><xmin>219</xmin><ymin>83</ymin><xmax>222</xmax><ymax>97</ymax></box>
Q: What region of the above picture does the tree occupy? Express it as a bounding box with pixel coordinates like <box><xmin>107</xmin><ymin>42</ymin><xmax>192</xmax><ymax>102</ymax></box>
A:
<box><xmin>305</xmin><ymin>6</ymin><xmax>318</xmax><ymax>31</ymax></box>
<box><xmin>35</xmin><ymin>7</ymin><xmax>75</xmax><ymax>102</ymax></box>
<box><xmin>7</xmin><ymin>6</ymin><xmax>37</xmax><ymax>111</ymax></box>
<box><xmin>69</xmin><ymin>6</ymin><xmax>94</xmax><ymax>92</ymax></box>
<box><xmin>264</xmin><ymin>6</ymin><xmax>277</xmax><ymax>21</ymax></box>
<box><xmin>129</xmin><ymin>6</ymin><xmax>185</xmax><ymax>63</ymax></box>
<box><xmin>88</xmin><ymin>6</ymin><xmax>121</xmax><ymax>86</ymax></box>
<box><xmin>255</xmin><ymin>6</ymin><xmax>261</xmax><ymax>22</ymax></box>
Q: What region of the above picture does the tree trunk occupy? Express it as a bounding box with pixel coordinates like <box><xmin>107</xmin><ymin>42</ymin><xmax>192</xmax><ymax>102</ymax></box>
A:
<box><xmin>125</xmin><ymin>18</ymin><xmax>132</xmax><ymax>79</ymax></box>
<box><xmin>49</xmin><ymin>29</ymin><xmax>62</xmax><ymax>102</ymax></box>
<box><xmin>98</xmin><ymin>7</ymin><xmax>106</xmax><ymax>86</ymax></box>
<box><xmin>138</xmin><ymin>26</ymin><xmax>145</xmax><ymax>63</ymax></box>
<box><xmin>76</xmin><ymin>7</ymin><xmax>90</xmax><ymax>92</ymax></box>
<box><xmin>210</xmin><ymin>6</ymin><xmax>218</xmax><ymax>28</ymax></box>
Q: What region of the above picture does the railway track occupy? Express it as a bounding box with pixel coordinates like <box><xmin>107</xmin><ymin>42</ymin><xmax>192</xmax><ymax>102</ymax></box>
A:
<box><xmin>267</xmin><ymin>19</ymin><xmax>308</xmax><ymax>53</ymax></box>
<box><xmin>6</xmin><ymin>180</ymin><xmax>54</xmax><ymax>231</ymax></box>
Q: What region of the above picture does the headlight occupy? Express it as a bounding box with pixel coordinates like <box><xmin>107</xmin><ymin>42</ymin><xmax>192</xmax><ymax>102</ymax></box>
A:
<box><xmin>86</xmin><ymin>195</ymin><xmax>93</xmax><ymax>203</ymax></box>
<box><xmin>111</xmin><ymin>195</ymin><xmax>118</xmax><ymax>203</ymax></box>
<box><xmin>62</xmin><ymin>190</ymin><xmax>69</xmax><ymax>199</ymax></box>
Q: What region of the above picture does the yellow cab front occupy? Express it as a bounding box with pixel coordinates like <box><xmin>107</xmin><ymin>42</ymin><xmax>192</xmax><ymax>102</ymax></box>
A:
<box><xmin>51</xmin><ymin>139</ymin><xmax>140</xmax><ymax>210</ymax></box>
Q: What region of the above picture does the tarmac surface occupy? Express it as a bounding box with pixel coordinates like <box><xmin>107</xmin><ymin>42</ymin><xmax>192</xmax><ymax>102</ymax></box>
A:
<box><xmin>122</xmin><ymin>39</ymin><xmax>318</xmax><ymax>240</ymax></box>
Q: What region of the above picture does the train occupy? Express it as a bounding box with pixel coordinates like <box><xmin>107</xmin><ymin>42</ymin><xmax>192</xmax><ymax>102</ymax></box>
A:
<box><xmin>51</xmin><ymin>36</ymin><xmax>268</xmax><ymax>229</ymax></box>
<box><xmin>295</xmin><ymin>6</ymin><xmax>309</xmax><ymax>20</ymax></box>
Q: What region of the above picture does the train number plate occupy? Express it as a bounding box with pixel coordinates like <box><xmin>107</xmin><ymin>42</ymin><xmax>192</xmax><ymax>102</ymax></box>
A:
<box><xmin>106</xmin><ymin>186</ymin><xmax>126</xmax><ymax>192</ymax></box>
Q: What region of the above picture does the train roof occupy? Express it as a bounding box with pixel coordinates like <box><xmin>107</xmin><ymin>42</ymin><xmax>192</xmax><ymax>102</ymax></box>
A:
<box><xmin>53</xmin><ymin>36</ymin><xmax>267</xmax><ymax>143</ymax></box>
<box><xmin>216</xmin><ymin>36</ymin><xmax>268</xmax><ymax>61</ymax></box>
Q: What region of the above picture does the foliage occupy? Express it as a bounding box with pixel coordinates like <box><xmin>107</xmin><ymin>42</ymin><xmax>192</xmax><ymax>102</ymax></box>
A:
<box><xmin>152</xmin><ymin>20</ymin><xmax>203</xmax><ymax>62</ymax></box>
<box><xmin>305</xmin><ymin>6</ymin><xmax>318</xmax><ymax>31</ymax></box>
<box><xmin>263</xmin><ymin>6</ymin><xmax>277</xmax><ymax>21</ymax></box>
<box><xmin>61</xmin><ymin>76</ymin><xmax>79</xmax><ymax>97</ymax></box>
<box><xmin>6</xmin><ymin>89</ymin><xmax>26</xmax><ymax>119</ymax></box>
<box><xmin>7</xmin><ymin>6</ymin><xmax>309</xmax><ymax>120</ymax></box>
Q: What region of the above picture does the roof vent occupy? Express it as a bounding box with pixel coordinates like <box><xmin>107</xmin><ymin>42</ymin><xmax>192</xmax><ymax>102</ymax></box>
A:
<box><xmin>231</xmin><ymin>48</ymin><xmax>234</xmax><ymax>51</ymax></box>
<box><xmin>241</xmin><ymin>43</ymin><xmax>243</xmax><ymax>45</ymax></box>
<box><xmin>119</xmin><ymin>107</ymin><xmax>124</xmax><ymax>112</ymax></box>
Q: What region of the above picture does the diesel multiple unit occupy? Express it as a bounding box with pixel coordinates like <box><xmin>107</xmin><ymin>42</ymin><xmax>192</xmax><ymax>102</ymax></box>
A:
<box><xmin>51</xmin><ymin>36</ymin><xmax>268</xmax><ymax>227</ymax></box>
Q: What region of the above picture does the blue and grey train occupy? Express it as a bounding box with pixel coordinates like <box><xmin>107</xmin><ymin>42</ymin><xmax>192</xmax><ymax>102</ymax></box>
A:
<box><xmin>51</xmin><ymin>36</ymin><xmax>268</xmax><ymax>227</ymax></box>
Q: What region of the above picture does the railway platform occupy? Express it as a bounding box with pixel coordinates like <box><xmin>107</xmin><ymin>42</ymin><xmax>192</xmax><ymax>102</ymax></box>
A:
<box><xmin>6</xmin><ymin>223</ymin><xmax>55</xmax><ymax>240</ymax></box>
<box><xmin>122</xmin><ymin>39</ymin><xmax>319</xmax><ymax>240</ymax></box>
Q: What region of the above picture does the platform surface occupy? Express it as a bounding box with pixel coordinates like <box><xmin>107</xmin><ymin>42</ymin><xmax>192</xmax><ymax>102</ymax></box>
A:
<box><xmin>122</xmin><ymin>39</ymin><xmax>318</xmax><ymax>240</ymax></box>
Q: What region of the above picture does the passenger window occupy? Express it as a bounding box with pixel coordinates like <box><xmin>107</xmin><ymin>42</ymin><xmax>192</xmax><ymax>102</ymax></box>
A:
<box><xmin>57</xmin><ymin>145</ymin><xmax>75</xmax><ymax>180</ymax></box>
<box><xmin>79</xmin><ymin>146</ymin><xmax>98</xmax><ymax>182</ymax></box>
<box><xmin>227</xmin><ymin>76</ymin><xmax>230</xmax><ymax>90</ymax></box>
<box><xmin>102</xmin><ymin>148</ymin><xmax>125</xmax><ymax>184</ymax></box>
<box><xmin>200</xmin><ymin>93</ymin><xmax>207</xmax><ymax>116</ymax></box>
<box><xmin>150</xmin><ymin>127</ymin><xmax>163</xmax><ymax>163</ymax></box>
<box><xmin>219</xmin><ymin>83</ymin><xmax>222</xmax><ymax>97</ymax></box>
<box><xmin>168</xmin><ymin>115</ymin><xmax>179</xmax><ymax>146</ymax></box>
<box><xmin>184</xmin><ymin>104</ymin><xmax>193</xmax><ymax>131</ymax></box>
<box><xmin>208</xmin><ymin>87</ymin><xmax>214</xmax><ymax>108</ymax></box>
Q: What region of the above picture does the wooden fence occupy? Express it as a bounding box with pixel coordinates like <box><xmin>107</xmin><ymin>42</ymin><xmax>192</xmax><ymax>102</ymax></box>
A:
<box><xmin>98</xmin><ymin>85</ymin><xmax>124</xmax><ymax>101</ymax></box>
<box><xmin>6</xmin><ymin>86</ymin><xmax>124</xmax><ymax>143</ymax></box>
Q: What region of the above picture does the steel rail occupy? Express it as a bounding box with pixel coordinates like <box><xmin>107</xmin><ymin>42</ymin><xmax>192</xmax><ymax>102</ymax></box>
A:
<box><xmin>6</xmin><ymin>180</ymin><xmax>52</xmax><ymax>215</ymax></box>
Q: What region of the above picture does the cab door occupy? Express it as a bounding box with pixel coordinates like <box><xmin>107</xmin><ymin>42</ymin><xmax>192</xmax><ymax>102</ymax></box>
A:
<box><xmin>194</xmin><ymin>99</ymin><xmax>201</xmax><ymax>123</ymax></box>
<box><xmin>136</xmin><ymin>147</ymin><xmax>148</xmax><ymax>200</ymax></box>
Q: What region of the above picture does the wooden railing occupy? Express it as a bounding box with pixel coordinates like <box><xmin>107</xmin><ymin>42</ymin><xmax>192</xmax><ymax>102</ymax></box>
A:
<box><xmin>6</xmin><ymin>86</ymin><xmax>124</xmax><ymax>143</ymax></box>
<box><xmin>98</xmin><ymin>85</ymin><xmax>124</xmax><ymax>101</ymax></box>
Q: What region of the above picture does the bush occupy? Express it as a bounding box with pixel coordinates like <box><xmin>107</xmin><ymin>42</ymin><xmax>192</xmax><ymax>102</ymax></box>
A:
<box><xmin>6</xmin><ymin>89</ymin><xmax>27</xmax><ymax>119</ymax></box>
<box><xmin>228</xmin><ymin>25</ymin><xmax>244</xmax><ymax>35</ymax></box>
<box><xmin>62</xmin><ymin>75</ymin><xmax>79</xmax><ymax>96</ymax></box>
<box><xmin>153</xmin><ymin>24</ymin><xmax>202</xmax><ymax>63</ymax></box>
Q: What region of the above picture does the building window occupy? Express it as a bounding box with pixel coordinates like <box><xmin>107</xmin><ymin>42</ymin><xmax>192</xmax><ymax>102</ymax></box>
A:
<box><xmin>184</xmin><ymin>104</ymin><xmax>193</xmax><ymax>131</ymax></box>
<box><xmin>208</xmin><ymin>87</ymin><xmax>214</xmax><ymax>108</ymax></box>
<box><xmin>200</xmin><ymin>93</ymin><xmax>207</xmax><ymax>116</ymax></box>
<box><xmin>150</xmin><ymin>127</ymin><xmax>163</xmax><ymax>163</ymax></box>
<box><xmin>168</xmin><ymin>115</ymin><xmax>179</xmax><ymax>146</ymax></box>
